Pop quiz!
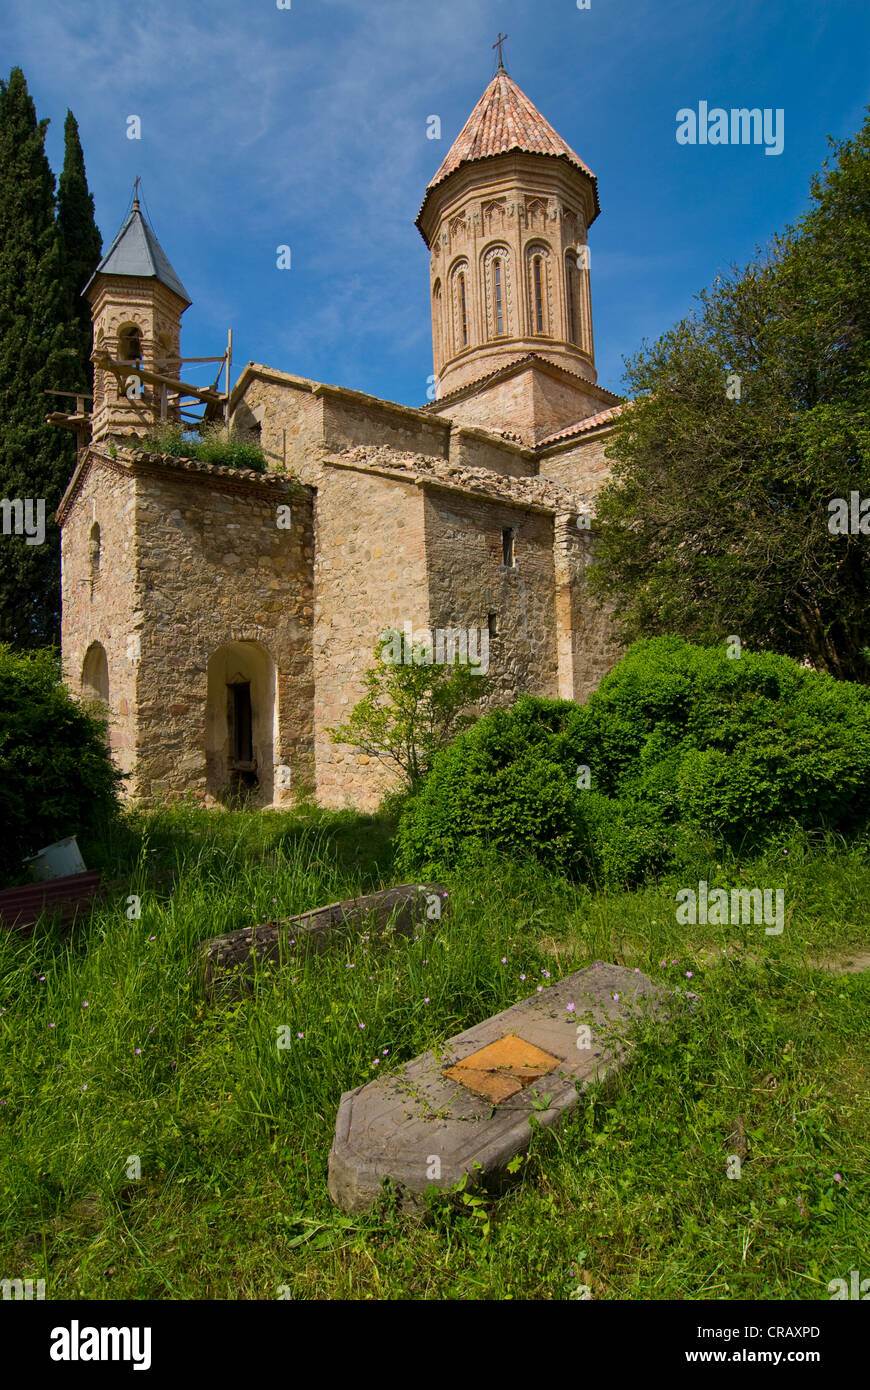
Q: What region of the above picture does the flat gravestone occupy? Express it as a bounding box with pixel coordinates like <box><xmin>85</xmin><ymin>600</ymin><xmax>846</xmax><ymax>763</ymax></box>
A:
<box><xmin>328</xmin><ymin>963</ymin><xmax>669</xmax><ymax>1213</ymax></box>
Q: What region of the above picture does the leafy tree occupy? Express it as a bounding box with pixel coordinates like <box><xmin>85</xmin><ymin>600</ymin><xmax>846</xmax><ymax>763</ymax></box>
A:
<box><xmin>588</xmin><ymin>109</ymin><xmax>870</xmax><ymax>682</ymax></box>
<box><xmin>57</xmin><ymin>109</ymin><xmax>101</xmax><ymax>394</ymax></box>
<box><xmin>327</xmin><ymin>629</ymin><xmax>491</xmax><ymax>792</ymax></box>
<box><xmin>0</xmin><ymin>68</ymin><xmax>78</xmax><ymax>647</ymax></box>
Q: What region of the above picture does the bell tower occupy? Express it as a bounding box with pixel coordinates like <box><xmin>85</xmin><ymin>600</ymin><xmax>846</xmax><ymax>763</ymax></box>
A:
<box><xmin>417</xmin><ymin>56</ymin><xmax>617</xmax><ymax>444</ymax></box>
<box><xmin>84</xmin><ymin>190</ymin><xmax>191</xmax><ymax>446</ymax></box>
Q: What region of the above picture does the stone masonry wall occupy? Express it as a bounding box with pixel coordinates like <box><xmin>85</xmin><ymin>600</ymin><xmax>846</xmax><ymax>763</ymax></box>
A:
<box><xmin>312</xmin><ymin>463</ymin><xmax>430</xmax><ymax>809</ymax></box>
<box><xmin>318</xmin><ymin>389</ymin><xmax>450</xmax><ymax>460</ymax></box>
<box><xmin>131</xmin><ymin>463</ymin><xmax>314</xmax><ymax>805</ymax></box>
<box><xmin>432</xmin><ymin>370</ymin><xmax>538</xmax><ymax>446</ymax></box>
<box><xmin>423</xmin><ymin>486</ymin><xmax>558</xmax><ymax>710</ymax></box>
<box><xmin>448</xmin><ymin>427</ymin><xmax>537</xmax><ymax>478</ymax></box>
<box><xmin>230</xmin><ymin>373</ymin><xmax>324</xmax><ymax>480</ymax></box>
<box><xmin>60</xmin><ymin>458</ymin><xmax>140</xmax><ymax>788</ymax></box>
<box><xmin>538</xmin><ymin>428</ymin><xmax>616</xmax><ymax>495</ymax></box>
<box><xmin>554</xmin><ymin>516</ymin><xmax>623</xmax><ymax>703</ymax></box>
<box><xmin>432</xmin><ymin>366</ymin><xmax>610</xmax><ymax>448</ymax></box>
<box><xmin>531</xmin><ymin>376</ymin><xmax>614</xmax><ymax>446</ymax></box>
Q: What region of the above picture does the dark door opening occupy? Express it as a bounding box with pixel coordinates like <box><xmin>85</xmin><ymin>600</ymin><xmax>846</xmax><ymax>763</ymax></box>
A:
<box><xmin>228</xmin><ymin>680</ymin><xmax>257</xmax><ymax>793</ymax></box>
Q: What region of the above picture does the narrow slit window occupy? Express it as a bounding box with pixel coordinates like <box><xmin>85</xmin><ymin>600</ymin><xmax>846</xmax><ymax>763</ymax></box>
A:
<box><xmin>566</xmin><ymin>253</ymin><xmax>581</xmax><ymax>345</ymax></box>
<box><xmin>502</xmin><ymin>527</ymin><xmax>515</xmax><ymax>567</ymax></box>
<box><xmin>459</xmin><ymin>272</ymin><xmax>468</xmax><ymax>346</ymax></box>
<box><xmin>533</xmin><ymin>256</ymin><xmax>544</xmax><ymax>333</ymax></box>
<box><xmin>488</xmin><ymin>611</ymin><xmax>498</xmax><ymax>638</ymax></box>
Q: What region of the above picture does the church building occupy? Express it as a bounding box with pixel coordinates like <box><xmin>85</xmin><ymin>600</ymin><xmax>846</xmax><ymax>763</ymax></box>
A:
<box><xmin>55</xmin><ymin>61</ymin><xmax>624</xmax><ymax>809</ymax></box>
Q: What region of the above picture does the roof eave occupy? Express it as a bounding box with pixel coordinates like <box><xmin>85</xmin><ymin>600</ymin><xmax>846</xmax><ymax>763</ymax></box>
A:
<box><xmin>416</xmin><ymin>150</ymin><xmax>600</xmax><ymax>241</ymax></box>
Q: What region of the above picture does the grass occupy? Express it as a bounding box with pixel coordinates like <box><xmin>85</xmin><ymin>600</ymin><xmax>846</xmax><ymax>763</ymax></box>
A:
<box><xmin>0</xmin><ymin>805</ymin><xmax>867</xmax><ymax>1300</ymax></box>
<box><xmin>142</xmin><ymin>423</ymin><xmax>267</xmax><ymax>473</ymax></box>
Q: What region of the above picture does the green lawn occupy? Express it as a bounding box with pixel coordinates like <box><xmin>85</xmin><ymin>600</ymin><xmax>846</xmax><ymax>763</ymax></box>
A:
<box><xmin>0</xmin><ymin>805</ymin><xmax>867</xmax><ymax>1300</ymax></box>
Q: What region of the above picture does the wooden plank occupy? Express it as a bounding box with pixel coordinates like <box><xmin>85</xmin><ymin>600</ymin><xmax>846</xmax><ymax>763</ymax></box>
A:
<box><xmin>0</xmin><ymin>872</ymin><xmax>103</xmax><ymax>933</ymax></box>
<box><xmin>92</xmin><ymin>352</ymin><xmax>224</xmax><ymax>403</ymax></box>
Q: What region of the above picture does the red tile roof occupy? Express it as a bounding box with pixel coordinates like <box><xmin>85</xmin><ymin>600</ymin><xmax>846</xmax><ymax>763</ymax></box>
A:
<box><xmin>536</xmin><ymin>404</ymin><xmax>625</xmax><ymax>448</ymax></box>
<box><xmin>420</xmin><ymin>71</ymin><xmax>598</xmax><ymax>217</ymax></box>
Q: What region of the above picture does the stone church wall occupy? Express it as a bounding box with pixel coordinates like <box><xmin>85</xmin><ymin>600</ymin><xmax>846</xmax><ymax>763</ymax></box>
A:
<box><xmin>433</xmin><ymin>371</ymin><xmax>538</xmax><ymax>446</ymax></box>
<box><xmin>554</xmin><ymin>517</ymin><xmax>623</xmax><ymax>702</ymax></box>
<box><xmin>230</xmin><ymin>373</ymin><xmax>325</xmax><ymax>479</ymax></box>
<box><xmin>447</xmin><ymin>427</ymin><xmax>537</xmax><ymax>478</ymax></box>
<box><xmin>422</xmin><ymin>485</ymin><xmax>558</xmax><ymax>708</ymax></box>
<box><xmin>313</xmin><ymin>463</ymin><xmax>430</xmax><ymax>809</ymax></box>
<box><xmin>130</xmin><ymin>465</ymin><xmax>315</xmax><ymax>805</ymax></box>
<box><xmin>531</xmin><ymin>375</ymin><xmax>612</xmax><ymax>445</ymax></box>
<box><xmin>318</xmin><ymin>388</ymin><xmax>450</xmax><ymax>460</ymax></box>
<box><xmin>538</xmin><ymin>428</ymin><xmax>616</xmax><ymax>495</ymax></box>
<box><xmin>60</xmin><ymin>460</ymin><xmax>141</xmax><ymax>788</ymax></box>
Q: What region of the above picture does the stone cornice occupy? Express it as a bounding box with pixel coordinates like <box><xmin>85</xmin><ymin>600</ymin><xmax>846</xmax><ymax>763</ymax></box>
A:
<box><xmin>322</xmin><ymin>453</ymin><xmax>559</xmax><ymax>518</ymax></box>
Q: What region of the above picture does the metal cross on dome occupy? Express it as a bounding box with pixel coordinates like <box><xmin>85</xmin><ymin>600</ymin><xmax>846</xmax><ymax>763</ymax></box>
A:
<box><xmin>492</xmin><ymin>32</ymin><xmax>508</xmax><ymax>70</ymax></box>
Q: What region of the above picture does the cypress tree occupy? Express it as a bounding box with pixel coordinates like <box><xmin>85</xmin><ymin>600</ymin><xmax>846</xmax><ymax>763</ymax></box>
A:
<box><xmin>0</xmin><ymin>68</ymin><xmax>77</xmax><ymax>648</ymax></box>
<box><xmin>57</xmin><ymin>110</ymin><xmax>101</xmax><ymax>393</ymax></box>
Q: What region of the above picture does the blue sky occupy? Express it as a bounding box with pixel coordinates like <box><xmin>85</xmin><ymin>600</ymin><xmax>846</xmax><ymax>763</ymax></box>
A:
<box><xmin>7</xmin><ymin>0</ymin><xmax>870</xmax><ymax>407</ymax></box>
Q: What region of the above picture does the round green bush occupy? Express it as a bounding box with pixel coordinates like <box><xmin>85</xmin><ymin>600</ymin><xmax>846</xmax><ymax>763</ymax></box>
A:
<box><xmin>396</xmin><ymin>636</ymin><xmax>870</xmax><ymax>887</ymax></box>
<box><xmin>0</xmin><ymin>645</ymin><xmax>122</xmax><ymax>884</ymax></box>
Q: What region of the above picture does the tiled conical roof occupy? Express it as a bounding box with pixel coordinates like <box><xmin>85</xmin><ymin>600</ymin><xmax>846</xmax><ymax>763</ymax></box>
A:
<box><xmin>83</xmin><ymin>201</ymin><xmax>190</xmax><ymax>306</ymax></box>
<box><xmin>418</xmin><ymin>70</ymin><xmax>599</xmax><ymax>224</ymax></box>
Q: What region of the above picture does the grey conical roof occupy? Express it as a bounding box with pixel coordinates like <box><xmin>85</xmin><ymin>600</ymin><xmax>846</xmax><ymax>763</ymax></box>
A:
<box><xmin>83</xmin><ymin>201</ymin><xmax>190</xmax><ymax>305</ymax></box>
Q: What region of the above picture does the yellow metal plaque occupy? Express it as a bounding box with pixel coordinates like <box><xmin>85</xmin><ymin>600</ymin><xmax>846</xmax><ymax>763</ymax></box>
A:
<box><xmin>443</xmin><ymin>1033</ymin><xmax>562</xmax><ymax>1103</ymax></box>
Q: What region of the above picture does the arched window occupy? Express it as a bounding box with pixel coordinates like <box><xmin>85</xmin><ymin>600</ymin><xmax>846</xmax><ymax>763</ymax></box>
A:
<box><xmin>533</xmin><ymin>257</ymin><xmax>544</xmax><ymax>331</ymax></box>
<box><xmin>526</xmin><ymin>244</ymin><xmax>553</xmax><ymax>336</ymax></box>
<box><xmin>450</xmin><ymin>261</ymin><xmax>470</xmax><ymax>355</ymax></box>
<box><xmin>482</xmin><ymin>246</ymin><xmax>512</xmax><ymax>340</ymax></box>
<box><xmin>118</xmin><ymin>324</ymin><xmax>142</xmax><ymax>364</ymax></box>
<box><xmin>89</xmin><ymin>522</ymin><xmax>101</xmax><ymax>587</ymax></box>
<box><xmin>493</xmin><ymin>258</ymin><xmax>504</xmax><ymax>335</ymax></box>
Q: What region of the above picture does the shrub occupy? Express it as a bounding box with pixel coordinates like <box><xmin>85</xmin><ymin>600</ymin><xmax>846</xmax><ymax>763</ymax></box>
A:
<box><xmin>396</xmin><ymin>637</ymin><xmax>870</xmax><ymax>888</ymax></box>
<box><xmin>0</xmin><ymin>645</ymin><xmax>122</xmax><ymax>884</ymax></box>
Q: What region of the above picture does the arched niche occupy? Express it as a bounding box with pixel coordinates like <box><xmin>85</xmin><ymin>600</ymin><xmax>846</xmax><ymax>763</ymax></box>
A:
<box><xmin>81</xmin><ymin>641</ymin><xmax>109</xmax><ymax>706</ymax></box>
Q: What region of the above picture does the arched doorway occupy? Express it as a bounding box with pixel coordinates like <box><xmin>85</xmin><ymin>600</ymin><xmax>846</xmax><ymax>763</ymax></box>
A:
<box><xmin>205</xmin><ymin>641</ymin><xmax>276</xmax><ymax>803</ymax></box>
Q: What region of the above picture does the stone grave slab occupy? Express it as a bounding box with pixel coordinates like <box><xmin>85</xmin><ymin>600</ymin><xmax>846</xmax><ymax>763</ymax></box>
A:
<box><xmin>328</xmin><ymin>962</ymin><xmax>669</xmax><ymax>1213</ymax></box>
<box><xmin>201</xmin><ymin>882</ymin><xmax>448</xmax><ymax>999</ymax></box>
